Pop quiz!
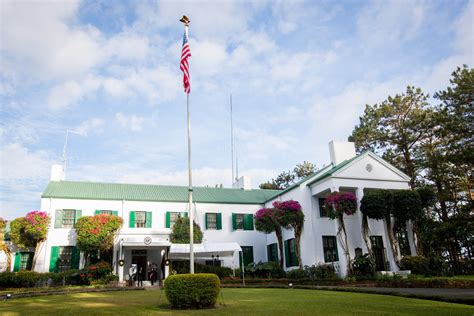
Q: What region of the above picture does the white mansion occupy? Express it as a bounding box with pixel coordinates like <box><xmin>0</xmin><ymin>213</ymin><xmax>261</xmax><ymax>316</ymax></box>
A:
<box><xmin>14</xmin><ymin>141</ymin><xmax>415</xmax><ymax>282</ymax></box>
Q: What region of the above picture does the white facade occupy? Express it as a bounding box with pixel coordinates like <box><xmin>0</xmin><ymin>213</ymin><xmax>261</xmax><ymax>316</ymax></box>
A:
<box><xmin>33</xmin><ymin>142</ymin><xmax>413</xmax><ymax>281</ymax></box>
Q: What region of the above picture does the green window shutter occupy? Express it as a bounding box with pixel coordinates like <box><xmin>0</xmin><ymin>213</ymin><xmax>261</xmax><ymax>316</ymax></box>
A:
<box><xmin>205</xmin><ymin>213</ymin><xmax>209</xmax><ymax>229</ymax></box>
<box><xmin>166</xmin><ymin>212</ymin><xmax>171</xmax><ymax>228</ymax></box>
<box><xmin>49</xmin><ymin>246</ymin><xmax>60</xmax><ymax>272</ymax></box>
<box><xmin>112</xmin><ymin>210</ymin><xmax>119</xmax><ymax>216</ymax></box>
<box><xmin>244</xmin><ymin>214</ymin><xmax>254</xmax><ymax>230</ymax></box>
<box><xmin>146</xmin><ymin>212</ymin><xmax>152</xmax><ymax>228</ymax></box>
<box><xmin>74</xmin><ymin>210</ymin><xmax>82</xmax><ymax>225</ymax></box>
<box><xmin>71</xmin><ymin>247</ymin><xmax>80</xmax><ymax>269</ymax></box>
<box><xmin>95</xmin><ymin>210</ymin><xmax>100</xmax><ymax>215</ymax></box>
<box><xmin>181</xmin><ymin>212</ymin><xmax>188</xmax><ymax>218</ymax></box>
<box><xmin>216</xmin><ymin>213</ymin><xmax>222</xmax><ymax>230</ymax></box>
<box><xmin>291</xmin><ymin>239</ymin><xmax>299</xmax><ymax>266</ymax></box>
<box><xmin>54</xmin><ymin>210</ymin><xmax>63</xmax><ymax>228</ymax></box>
<box><xmin>129</xmin><ymin>211</ymin><xmax>136</xmax><ymax>228</ymax></box>
<box><xmin>232</xmin><ymin>213</ymin><xmax>237</xmax><ymax>230</ymax></box>
<box><xmin>267</xmin><ymin>244</ymin><xmax>272</xmax><ymax>262</ymax></box>
<box><xmin>13</xmin><ymin>253</ymin><xmax>21</xmax><ymax>272</ymax></box>
<box><xmin>284</xmin><ymin>240</ymin><xmax>290</xmax><ymax>268</ymax></box>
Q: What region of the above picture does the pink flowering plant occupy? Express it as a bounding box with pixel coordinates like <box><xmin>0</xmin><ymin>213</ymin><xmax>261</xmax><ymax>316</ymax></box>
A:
<box><xmin>323</xmin><ymin>192</ymin><xmax>358</xmax><ymax>220</ymax></box>
<box><xmin>254</xmin><ymin>208</ymin><xmax>285</xmax><ymax>268</ymax></box>
<box><xmin>272</xmin><ymin>200</ymin><xmax>305</xmax><ymax>269</ymax></box>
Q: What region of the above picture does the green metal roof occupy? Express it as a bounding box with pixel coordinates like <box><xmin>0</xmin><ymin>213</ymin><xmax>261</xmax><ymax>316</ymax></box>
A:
<box><xmin>42</xmin><ymin>181</ymin><xmax>282</xmax><ymax>205</ymax></box>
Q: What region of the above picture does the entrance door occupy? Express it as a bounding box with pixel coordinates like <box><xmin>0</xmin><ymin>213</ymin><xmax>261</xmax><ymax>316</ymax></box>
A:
<box><xmin>132</xmin><ymin>250</ymin><xmax>148</xmax><ymax>280</ymax></box>
<box><xmin>370</xmin><ymin>236</ymin><xmax>387</xmax><ymax>271</ymax></box>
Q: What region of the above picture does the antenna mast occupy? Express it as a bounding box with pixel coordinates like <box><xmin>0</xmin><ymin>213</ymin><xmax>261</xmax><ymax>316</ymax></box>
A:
<box><xmin>230</xmin><ymin>94</ymin><xmax>235</xmax><ymax>184</ymax></box>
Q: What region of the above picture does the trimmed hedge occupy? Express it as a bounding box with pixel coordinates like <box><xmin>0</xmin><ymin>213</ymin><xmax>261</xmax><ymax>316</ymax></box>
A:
<box><xmin>0</xmin><ymin>270</ymin><xmax>80</xmax><ymax>289</ymax></box>
<box><xmin>165</xmin><ymin>273</ymin><xmax>220</xmax><ymax>309</ymax></box>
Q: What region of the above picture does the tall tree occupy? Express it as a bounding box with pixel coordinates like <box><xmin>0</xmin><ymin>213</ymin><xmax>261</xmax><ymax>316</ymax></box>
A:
<box><xmin>9</xmin><ymin>211</ymin><xmax>50</xmax><ymax>270</ymax></box>
<box><xmin>349</xmin><ymin>86</ymin><xmax>432</xmax><ymax>188</ymax></box>
<box><xmin>254</xmin><ymin>208</ymin><xmax>285</xmax><ymax>268</ymax></box>
<box><xmin>75</xmin><ymin>214</ymin><xmax>123</xmax><ymax>265</ymax></box>
<box><xmin>274</xmin><ymin>200</ymin><xmax>305</xmax><ymax>269</ymax></box>
<box><xmin>170</xmin><ymin>217</ymin><xmax>203</xmax><ymax>244</ymax></box>
<box><xmin>260</xmin><ymin>161</ymin><xmax>317</xmax><ymax>190</ymax></box>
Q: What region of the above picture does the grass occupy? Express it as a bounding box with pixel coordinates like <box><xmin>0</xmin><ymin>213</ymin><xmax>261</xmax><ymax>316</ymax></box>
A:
<box><xmin>1</xmin><ymin>288</ymin><xmax>473</xmax><ymax>315</ymax></box>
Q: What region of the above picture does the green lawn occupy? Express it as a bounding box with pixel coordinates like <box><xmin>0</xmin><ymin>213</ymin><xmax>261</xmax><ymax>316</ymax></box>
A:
<box><xmin>1</xmin><ymin>288</ymin><xmax>472</xmax><ymax>315</ymax></box>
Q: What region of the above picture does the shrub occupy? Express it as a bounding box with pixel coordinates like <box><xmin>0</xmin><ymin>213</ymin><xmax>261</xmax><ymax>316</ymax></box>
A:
<box><xmin>286</xmin><ymin>268</ymin><xmax>306</xmax><ymax>280</ymax></box>
<box><xmin>455</xmin><ymin>259</ymin><xmax>474</xmax><ymax>275</ymax></box>
<box><xmin>170</xmin><ymin>261</ymin><xmax>233</xmax><ymax>279</ymax></box>
<box><xmin>360</xmin><ymin>189</ymin><xmax>393</xmax><ymax>220</ymax></box>
<box><xmin>400</xmin><ymin>256</ymin><xmax>447</xmax><ymax>276</ymax></box>
<box><xmin>245</xmin><ymin>261</ymin><xmax>286</xmax><ymax>278</ymax></box>
<box><xmin>0</xmin><ymin>270</ymin><xmax>84</xmax><ymax>289</ymax></box>
<box><xmin>351</xmin><ymin>254</ymin><xmax>376</xmax><ymax>277</ymax></box>
<box><xmin>165</xmin><ymin>273</ymin><xmax>220</xmax><ymax>309</ymax></box>
<box><xmin>304</xmin><ymin>263</ymin><xmax>338</xmax><ymax>280</ymax></box>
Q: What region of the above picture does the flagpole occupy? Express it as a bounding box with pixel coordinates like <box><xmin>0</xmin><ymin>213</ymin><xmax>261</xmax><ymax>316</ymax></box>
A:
<box><xmin>180</xmin><ymin>16</ymin><xmax>194</xmax><ymax>274</ymax></box>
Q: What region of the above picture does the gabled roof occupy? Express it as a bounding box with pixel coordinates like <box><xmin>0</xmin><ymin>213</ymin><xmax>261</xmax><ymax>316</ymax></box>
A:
<box><xmin>42</xmin><ymin>181</ymin><xmax>282</xmax><ymax>205</ymax></box>
<box><xmin>305</xmin><ymin>151</ymin><xmax>411</xmax><ymax>187</ymax></box>
<box><xmin>264</xmin><ymin>151</ymin><xmax>410</xmax><ymax>202</ymax></box>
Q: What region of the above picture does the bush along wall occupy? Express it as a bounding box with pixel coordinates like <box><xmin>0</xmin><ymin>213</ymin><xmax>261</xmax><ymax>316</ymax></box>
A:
<box><xmin>165</xmin><ymin>273</ymin><xmax>221</xmax><ymax>309</ymax></box>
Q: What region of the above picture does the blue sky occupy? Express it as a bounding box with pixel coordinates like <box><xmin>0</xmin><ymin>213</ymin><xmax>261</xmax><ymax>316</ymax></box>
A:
<box><xmin>1</xmin><ymin>0</ymin><xmax>472</xmax><ymax>220</ymax></box>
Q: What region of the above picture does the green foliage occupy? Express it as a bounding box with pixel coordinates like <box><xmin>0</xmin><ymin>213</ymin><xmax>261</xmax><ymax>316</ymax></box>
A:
<box><xmin>75</xmin><ymin>214</ymin><xmax>123</xmax><ymax>257</ymax></box>
<box><xmin>10</xmin><ymin>217</ymin><xmax>31</xmax><ymax>248</ymax></box>
<box><xmin>170</xmin><ymin>261</ymin><xmax>233</xmax><ymax>279</ymax></box>
<box><xmin>170</xmin><ymin>216</ymin><xmax>203</xmax><ymax>244</ymax></box>
<box><xmin>303</xmin><ymin>263</ymin><xmax>338</xmax><ymax>280</ymax></box>
<box><xmin>415</xmin><ymin>186</ymin><xmax>437</xmax><ymax>210</ymax></box>
<box><xmin>260</xmin><ymin>161</ymin><xmax>316</xmax><ymax>189</ymax></box>
<box><xmin>360</xmin><ymin>189</ymin><xmax>393</xmax><ymax>220</ymax></box>
<box><xmin>0</xmin><ymin>270</ymin><xmax>81</xmax><ymax>288</ymax></box>
<box><xmin>351</xmin><ymin>254</ymin><xmax>376</xmax><ymax>277</ymax></box>
<box><xmin>286</xmin><ymin>268</ymin><xmax>306</xmax><ymax>280</ymax></box>
<box><xmin>164</xmin><ymin>273</ymin><xmax>220</xmax><ymax>309</ymax></box>
<box><xmin>244</xmin><ymin>261</ymin><xmax>286</xmax><ymax>278</ymax></box>
<box><xmin>400</xmin><ymin>256</ymin><xmax>447</xmax><ymax>276</ymax></box>
<box><xmin>254</xmin><ymin>208</ymin><xmax>283</xmax><ymax>234</ymax></box>
<box><xmin>392</xmin><ymin>190</ymin><xmax>423</xmax><ymax>222</ymax></box>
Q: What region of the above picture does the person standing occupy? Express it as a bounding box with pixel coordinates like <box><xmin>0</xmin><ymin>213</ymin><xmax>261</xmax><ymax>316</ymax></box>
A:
<box><xmin>128</xmin><ymin>264</ymin><xmax>136</xmax><ymax>287</ymax></box>
<box><xmin>137</xmin><ymin>266</ymin><xmax>144</xmax><ymax>287</ymax></box>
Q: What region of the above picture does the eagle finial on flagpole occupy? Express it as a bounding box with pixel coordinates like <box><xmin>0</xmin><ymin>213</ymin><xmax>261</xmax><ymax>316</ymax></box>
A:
<box><xmin>180</xmin><ymin>15</ymin><xmax>190</xmax><ymax>26</ymax></box>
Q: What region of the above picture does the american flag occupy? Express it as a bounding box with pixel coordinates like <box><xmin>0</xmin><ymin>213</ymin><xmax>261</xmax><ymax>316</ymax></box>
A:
<box><xmin>180</xmin><ymin>29</ymin><xmax>191</xmax><ymax>94</ymax></box>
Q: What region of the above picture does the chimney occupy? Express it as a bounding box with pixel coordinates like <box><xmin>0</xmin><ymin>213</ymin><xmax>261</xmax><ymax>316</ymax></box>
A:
<box><xmin>232</xmin><ymin>176</ymin><xmax>252</xmax><ymax>190</ymax></box>
<box><xmin>329</xmin><ymin>141</ymin><xmax>356</xmax><ymax>165</ymax></box>
<box><xmin>50</xmin><ymin>164</ymin><xmax>65</xmax><ymax>181</ymax></box>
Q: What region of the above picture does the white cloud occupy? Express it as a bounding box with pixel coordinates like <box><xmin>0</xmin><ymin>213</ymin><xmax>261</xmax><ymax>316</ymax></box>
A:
<box><xmin>76</xmin><ymin>118</ymin><xmax>105</xmax><ymax>136</ymax></box>
<box><xmin>0</xmin><ymin>143</ymin><xmax>52</xmax><ymax>181</ymax></box>
<box><xmin>115</xmin><ymin>112</ymin><xmax>145</xmax><ymax>132</ymax></box>
<box><xmin>47</xmin><ymin>76</ymin><xmax>102</xmax><ymax>110</ymax></box>
<box><xmin>1</xmin><ymin>0</ymin><xmax>103</xmax><ymax>81</ymax></box>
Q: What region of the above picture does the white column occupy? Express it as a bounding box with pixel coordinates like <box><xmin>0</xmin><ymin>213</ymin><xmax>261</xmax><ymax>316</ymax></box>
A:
<box><xmin>406</xmin><ymin>220</ymin><xmax>418</xmax><ymax>256</ymax></box>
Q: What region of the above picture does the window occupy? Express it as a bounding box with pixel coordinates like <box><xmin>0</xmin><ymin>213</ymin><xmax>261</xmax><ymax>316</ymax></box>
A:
<box><xmin>232</xmin><ymin>213</ymin><xmax>253</xmax><ymax>231</ymax></box>
<box><xmin>20</xmin><ymin>253</ymin><xmax>32</xmax><ymax>271</ymax></box>
<box><xmin>205</xmin><ymin>213</ymin><xmax>222</xmax><ymax>230</ymax></box>
<box><xmin>240</xmin><ymin>246</ymin><xmax>254</xmax><ymax>267</ymax></box>
<box><xmin>135</xmin><ymin>211</ymin><xmax>146</xmax><ymax>228</ymax></box>
<box><xmin>285</xmin><ymin>238</ymin><xmax>299</xmax><ymax>267</ymax></box>
<box><xmin>62</xmin><ymin>209</ymin><xmax>76</xmax><ymax>228</ymax></box>
<box><xmin>99</xmin><ymin>210</ymin><xmax>112</xmax><ymax>215</ymax></box>
<box><xmin>54</xmin><ymin>209</ymin><xmax>81</xmax><ymax>228</ymax></box>
<box><xmin>129</xmin><ymin>211</ymin><xmax>152</xmax><ymax>228</ymax></box>
<box><xmin>322</xmin><ymin>236</ymin><xmax>339</xmax><ymax>262</ymax></box>
<box><xmin>49</xmin><ymin>246</ymin><xmax>79</xmax><ymax>272</ymax></box>
<box><xmin>166</xmin><ymin>212</ymin><xmax>187</xmax><ymax>228</ymax></box>
<box><xmin>267</xmin><ymin>243</ymin><xmax>278</xmax><ymax>262</ymax></box>
<box><xmin>58</xmin><ymin>246</ymin><xmax>74</xmax><ymax>272</ymax></box>
<box><xmin>319</xmin><ymin>198</ymin><xmax>328</xmax><ymax>217</ymax></box>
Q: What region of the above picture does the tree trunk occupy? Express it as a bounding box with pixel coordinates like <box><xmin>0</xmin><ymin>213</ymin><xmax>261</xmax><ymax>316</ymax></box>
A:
<box><xmin>295</xmin><ymin>229</ymin><xmax>303</xmax><ymax>269</ymax></box>
<box><xmin>32</xmin><ymin>240</ymin><xmax>44</xmax><ymax>271</ymax></box>
<box><xmin>361</xmin><ymin>214</ymin><xmax>372</xmax><ymax>256</ymax></box>
<box><xmin>386</xmin><ymin>217</ymin><xmax>400</xmax><ymax>269</ymax></box>
<box><xmin>275</xmin><ymin>228</ymin><xmax>284</xmax><ymax>269</ymax></box>
<box><xmin>337</xmin><ymin>216</ymin><xmax>351</xmax><ymax>274</ymax></box>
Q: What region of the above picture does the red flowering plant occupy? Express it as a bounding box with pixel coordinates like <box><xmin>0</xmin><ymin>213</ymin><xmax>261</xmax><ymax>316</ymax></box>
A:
<box><xmin>323</xmin><ymin>192</ymin><xmax>357</xmax><ymax>220</ymax></box>
<box><xmin>75</xmin><ymin>214</ymin><xmax>123</xmax><ymax>265</ymax></box>
<box><xmin>272</xmin><ymin>200</ymin><xmax>305</xmax><ymax>269</ymax></box>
